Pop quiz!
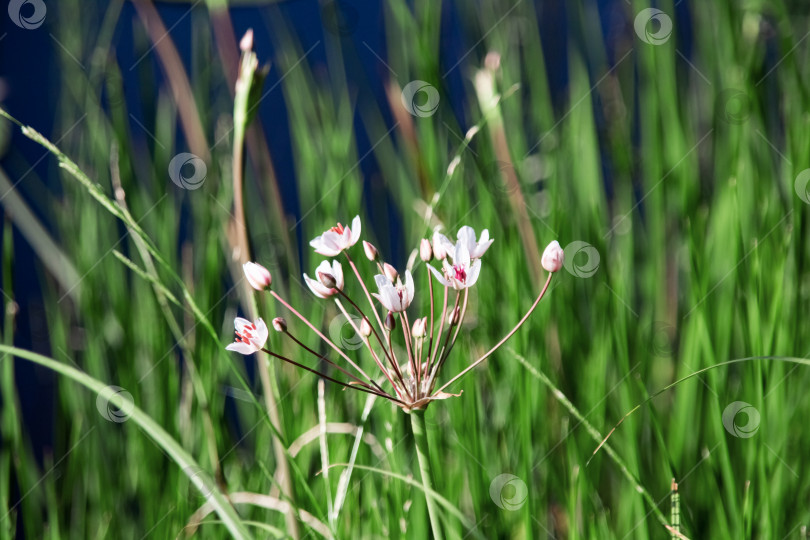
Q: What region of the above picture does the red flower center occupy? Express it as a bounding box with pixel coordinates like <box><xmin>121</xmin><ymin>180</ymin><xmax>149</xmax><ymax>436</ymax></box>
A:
<box><xmin>236</xmin><ymin>323</ymin><xmax>257</xmax><ymax>344</ymax></box>
<box><xmin>330</xmin><ymin>222</ymin><xmax>345</xmax><ymax>234</ymax></box>
<box><xmin>453</xmin><ymin>264</ymin><xmax>466</xmax><ymax>282</ymax></box>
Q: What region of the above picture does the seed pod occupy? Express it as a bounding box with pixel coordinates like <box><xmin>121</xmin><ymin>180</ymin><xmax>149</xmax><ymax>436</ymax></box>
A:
<box><xmin>317</xmin><ymin>271</ymin><xmax>338</xmax><ymax>289</ymax></box>
<box><xmin>384</xmin><ymin>311</ymin><xmax>396</xmax><ymax>332</ymax></box>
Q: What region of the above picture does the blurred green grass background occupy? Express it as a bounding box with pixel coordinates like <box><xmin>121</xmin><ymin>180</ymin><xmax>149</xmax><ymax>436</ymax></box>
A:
<box><xmin>2</xmin><ymin>0</ymin><xmax>810</xmax><ymax>538</ymax></box>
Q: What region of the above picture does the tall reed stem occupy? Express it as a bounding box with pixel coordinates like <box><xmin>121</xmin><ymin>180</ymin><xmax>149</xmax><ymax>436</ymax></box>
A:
<box><xmin>409</xmin><ymin>409</ymin><xmax>443</xmax><ymax>539</ymax></box>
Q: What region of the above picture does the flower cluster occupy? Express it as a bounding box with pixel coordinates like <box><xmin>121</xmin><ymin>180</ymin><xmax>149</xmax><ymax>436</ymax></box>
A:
<box><xmin>226</xmin><ymin>216</ymin><xmax>562</xmax><ymax>411</ymax></box>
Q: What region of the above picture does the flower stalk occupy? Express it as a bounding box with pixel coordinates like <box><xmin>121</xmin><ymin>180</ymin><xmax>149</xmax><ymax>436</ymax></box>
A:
<box><xmin>409</xmin><ymin>409</ymin><xmax>443</xmax><ymax>540</ymax></box>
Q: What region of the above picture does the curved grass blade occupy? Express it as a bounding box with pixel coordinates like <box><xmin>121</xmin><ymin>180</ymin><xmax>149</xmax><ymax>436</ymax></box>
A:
<box><xmin>0</xmin><ymin>345</ymin><xmax>252</xmax><ymax>540</ymax></box>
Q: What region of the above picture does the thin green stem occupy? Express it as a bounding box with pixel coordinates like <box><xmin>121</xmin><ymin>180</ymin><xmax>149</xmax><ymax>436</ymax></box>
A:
<box><xmin>409</xmin><ymin>409</ymin><xmax>443</xmax><ymax>540</ymax></box>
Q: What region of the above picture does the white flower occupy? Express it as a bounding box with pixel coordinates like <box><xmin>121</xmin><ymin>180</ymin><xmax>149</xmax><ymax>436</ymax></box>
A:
<box><xmin>309</xmin><ymin>215</ymin><xmax>362</xmax><ymax>256</ymax></box>
<box><xmin>372</xmin><ymin>270</ymin><xmax>415</xmax><ymax>313</ymax></box>
<box><xmin>303</xmin><ymin>260</ymin><xmax>344</xmax><ymax>298</ymax></box>
<box><xmin>431</xmin><ymin>231</ymin><xmax>454</xmax><ymax>260</ymax></box>
<box><xmin>226</xmin><ymin>317</ymin><xmax>268</xmax><ymax>355</ymax></box>
<box><xmin>243</xmin><ymin>261</ymin><xmax>272</xmax><ymax>291</ymax></box>
<box><xmin>428</xmin><ymin>242</ymin><xmax>482</xmax><ymax>290</ymax></box>
<box><xmin>457</xmin><ymin>226</ymin><xmax>494</xmax><ymax>259</ymax></box>
<box><xmin>541</xmin><ymin>240</ymin><xmax>564</xmax><ymax>273</ymax></box>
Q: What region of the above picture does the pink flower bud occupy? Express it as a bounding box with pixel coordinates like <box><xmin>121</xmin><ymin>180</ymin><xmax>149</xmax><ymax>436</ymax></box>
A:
<box><xmin>447</xmin><ymin>306</ymin><xmax>461</xmax><ymax>326</ymax></box>
<box><xmin>359</xmin><ymin>317</ymin><xmax>372</xmax><ymax>337</ymax></box>
<box><xmin>240</xmin><ymin>29</ymin><xmax>254</xmax><ymax>52</ymax></box>
<box><xmin>363</xmin><ymin>241</ymin><xmax>379</xmax><ymax>261</ymax></box>
<box><xmin>243</xmin><ymin>261</ymin><xmax>272</xmax><ymax>291</ymax></box>
<box><xmin>420</xmin><ymin>239</ymin><xmax>433</xmax><ymax>262</ymax></box>
<box><xmin>541</xmin><ymin>240</ymin><xmax>564</xmax><ymax>273</ymax></box>
<box><xmin>383</xmin><ymin>263</ymin><xmax>399</xmax><ymax>283</ymax></box>
<box><xmin>412</xmin><ymin>316</ymin><xmax>427</xmax><ymax>337</ymax></box>
<box><xmin>272</xmin><ymin>317</ymin><xmax>287</xmax><ymax>333</ymax></box>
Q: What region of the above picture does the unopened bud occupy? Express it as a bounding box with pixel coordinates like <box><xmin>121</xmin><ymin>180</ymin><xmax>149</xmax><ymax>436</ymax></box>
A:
<box><xmin>359</xmin><ymin>317</ymin><xmax>372</xmax><ymax>337</ymax></box>
<box><xmin>317</xmin><ymin>271</ymin><xmax>337</xmax><ymax>289</ymax></box>
<box><xmin>363</xmin><ymin>241</ymin><xmax>379</xmax><ymax>261</ymax></box>
<box><xmin>243</xmin><ymin>261</ymin><xmax>272</xmax><ymax>291</ymax></box>
<box><xmin>541</xmin><ymin>240</ymin><xmax>564</xmax><ymax>273</ymax></box>
<box><xmin>412</xmin><ymin>316</ymin><xmax>427</xmax><ymax>338</ymax></box>
<box><xmin>272</xmin><ymin>317</ymin><xmax>287</xmax><ymax>333</ymax></box>
<box><xmin>447</xmin><ymin>306</ymin><xmax>461</xmax><ymax>326</ymax></box>
<box><xmin>239</xmin><ymin>29</ymin><xmax>254</xmax><ymax>52</ymax></box>
<box><xmin>420</xmin><ymin>239</ymin><xmax>433</xmax><ymax>262</ymax></box>
<box><xmin>384</xmin><ymin>311</ymin><xmax>396</xmax><ymax>332</ymax></box>
<box><xmin>485</xmin><ymin>51</ymin><xmax>501</xmax><ymax>72</ymax></box>
<box><xmin>383</xmin><ymin>263</ymin><xmax>399</xmax><ymax>283</ymax></box>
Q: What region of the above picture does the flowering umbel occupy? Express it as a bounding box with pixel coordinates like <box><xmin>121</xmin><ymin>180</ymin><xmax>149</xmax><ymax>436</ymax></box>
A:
<box><xmin>225</xmin><ymin>216</ymin><xmax>559</xmax><ymax>411</ymax></box>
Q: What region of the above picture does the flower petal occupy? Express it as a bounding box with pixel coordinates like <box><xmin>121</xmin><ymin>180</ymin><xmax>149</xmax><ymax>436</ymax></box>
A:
<box><xmin>427</xmin><ymin>264</ymin><xmax>451</xmax><ymax>288</ymax></box>
<box><xmin>465</xmin><ymin>259</ymin><xmax>482</xmax><ymax>288</ymax></box>
<box><xmin>331</xmin><ymin>260</ymin><xmax>344</xmax><ymax>290</ymax></box>
<box><xmin>233</xmin><ymin>317</ymin><xmax>252</xmax><ymax>334</ymax></box>
<box><xmin>226</xmin><ymin>342</ymin><xmax>256</xmax><ymax>355</ymax></box>
<box><xmin>403</xmin><ymin>270</ymin><xmax>415</xmax><ymax>306</ymax></box>
<box><xmin>253</xmin><ymin>318</ymin><xmax>269</xmax><ymax>348</ymax></box>
<box><xmin>304</xmin><ymin>273</ymin><xmax>331</xmax><ymax>298</ymax></box>
<box><xmin>457</xmin><ymin>226</ymin><xmax>476</xmax><ymax>253</ymax></box>
<box><xmin>348</xmin><ymin>215</ymin><xmax>361</xmax><ymax>246</ymax></box>
<box><xmin>454</xmin><ymin>241</ymin><xmax>471</xmax><ymax>268</ymax></box>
